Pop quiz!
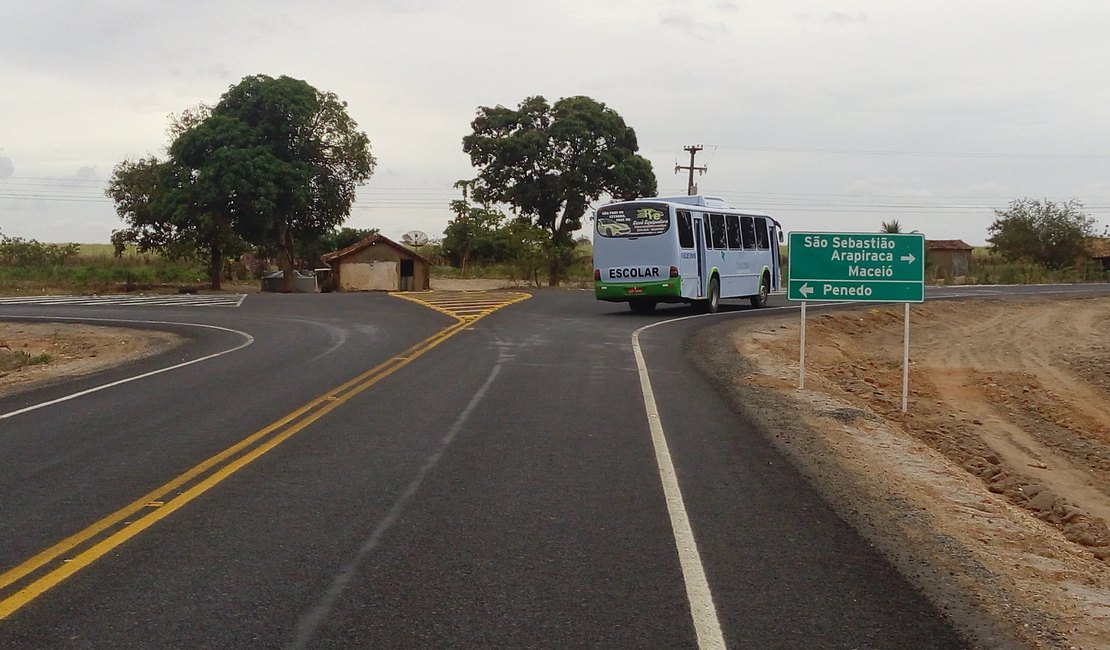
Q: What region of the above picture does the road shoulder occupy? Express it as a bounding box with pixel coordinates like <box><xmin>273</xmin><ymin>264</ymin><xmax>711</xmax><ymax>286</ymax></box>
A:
<box><xmin>0</xmin><ymin>322</ymin><xmax>181</xmax><ymax>396</ymax></box>
<box><xmin>688</xmin><ymin>298</ymin><xmax>1110</xmax><ymax>650</ymax></box>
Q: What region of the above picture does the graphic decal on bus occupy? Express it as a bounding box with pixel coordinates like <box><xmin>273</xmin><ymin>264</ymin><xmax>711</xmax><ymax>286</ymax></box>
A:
<box><xmin>596</xmin><ymin>204</ymin><xmax>669</xmax><ymax>238</ymax></box>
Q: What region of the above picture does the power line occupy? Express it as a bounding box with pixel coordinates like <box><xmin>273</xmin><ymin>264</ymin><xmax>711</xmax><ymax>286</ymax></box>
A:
<box><xmin>705</xmin><ymin>144</ymin><xmax>1110</xmax><ymax>160</ymax></box>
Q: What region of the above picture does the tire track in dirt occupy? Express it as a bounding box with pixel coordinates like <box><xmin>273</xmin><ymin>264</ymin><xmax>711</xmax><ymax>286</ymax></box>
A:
<box><xmin>917</xmin><ymin>301</ymin><xmax>1110</xmax><ymax>523</ymax></box>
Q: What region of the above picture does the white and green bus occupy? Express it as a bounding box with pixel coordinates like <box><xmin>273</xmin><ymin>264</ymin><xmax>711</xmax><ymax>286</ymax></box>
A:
<box><xmin>593</xmin><ymin>196</ymin><xmax>783</xmax><ymax>313</ymax></box>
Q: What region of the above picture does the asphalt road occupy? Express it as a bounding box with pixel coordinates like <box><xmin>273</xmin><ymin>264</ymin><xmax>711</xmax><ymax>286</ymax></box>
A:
<box><xmin>1</xmin><ymin>284</ymin><xmax>1107</xmax><ymax>648</ymax></box>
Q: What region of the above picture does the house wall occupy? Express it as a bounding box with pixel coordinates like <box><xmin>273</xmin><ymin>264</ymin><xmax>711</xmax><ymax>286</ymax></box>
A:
<box><xmin>332</xmin><ymin>242</ymin><xmax>430</xmax><ymax>291</ymax></box>
<box><xmin>929</xmin><ymin>250</ymin><xmax>971</xmax><ymax>278</ymax></box>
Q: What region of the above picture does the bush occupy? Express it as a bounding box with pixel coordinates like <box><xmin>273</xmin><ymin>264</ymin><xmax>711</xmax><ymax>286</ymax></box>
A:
<box><xmin>987</xmin><ymin>198</ymin><xmax>1097</xmax><ymax>270</ymax></box>
<box><xmin>0</xmin><ymin>231</ymin><xmax>80</xmax><ymax>267</ymax></box>
<box><xmin>0</xmin><ymin>236</ymin><xmax>207</xmax><ymax>295</ymax></box>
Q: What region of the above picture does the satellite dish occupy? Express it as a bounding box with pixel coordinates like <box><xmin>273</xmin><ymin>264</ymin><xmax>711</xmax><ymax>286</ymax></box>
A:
<box><xmin>402</xmin><ymin>230</ymin><xmax>429</xmax><ymax>246</ymax></box>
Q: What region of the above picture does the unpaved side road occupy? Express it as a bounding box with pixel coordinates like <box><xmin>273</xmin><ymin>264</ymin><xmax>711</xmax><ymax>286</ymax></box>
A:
<box><xmin>692</xmin><ymin>295</ymin><xmax>1110</xmax><ymax>650</ymax></box>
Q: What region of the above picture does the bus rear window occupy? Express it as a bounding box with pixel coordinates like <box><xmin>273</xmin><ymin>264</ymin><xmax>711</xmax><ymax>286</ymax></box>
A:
<box><xmin>595</xmin><ymin>204</ymin><xmax>670</xmax><ymax>238</ymax></box>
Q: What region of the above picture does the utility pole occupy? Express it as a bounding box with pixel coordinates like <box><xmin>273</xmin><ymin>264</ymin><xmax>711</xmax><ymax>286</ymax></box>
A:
<box><xmin>674</xmin><ymin>144</ymin><xmax>707</xmax><ymax>196</ymax></box>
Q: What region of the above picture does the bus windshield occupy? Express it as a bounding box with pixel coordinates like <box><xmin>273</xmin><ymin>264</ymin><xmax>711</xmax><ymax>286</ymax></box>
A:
<box><xmin>595</xmin><ymin>203</ymin><xmax>670</xmax><ymax>238</ymax></box>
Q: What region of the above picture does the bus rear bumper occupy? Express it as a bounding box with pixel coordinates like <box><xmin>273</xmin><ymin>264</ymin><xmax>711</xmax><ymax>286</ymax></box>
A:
<box><xmin>595</xmin><ymin>280</ymin><xmax>683</xmax><ymax>303</ymax></box>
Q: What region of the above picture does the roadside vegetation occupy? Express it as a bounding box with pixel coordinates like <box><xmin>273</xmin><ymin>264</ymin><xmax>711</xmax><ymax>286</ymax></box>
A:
<box><xmin>0</xmin><ymin>345</ymin><xmax>51</xmax><ymax>372</ymax></box>
<box><xmin>4</xmin><ymin>193</ymin><xmax>1108</xmax><ymax>295</ymax></box>
<box><xmin>0</xmin><ymin>234</ymin><xmax>206</xmax><ymax>295</ymax></box>
<box><xmin>1</xmin><ymin>219</ymin><xmax>1104</xmax><ymax>296</ymax></box>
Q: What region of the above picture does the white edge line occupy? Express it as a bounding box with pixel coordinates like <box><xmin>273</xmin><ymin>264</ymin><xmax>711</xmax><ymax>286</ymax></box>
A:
<box><xmin>0</xmin><ymin>316</ymin><xmax>254</xmax><ymax>420</ymax></box>
<box><xmin>632</xmin><ymin>306</ymin><xmax>801</xmax><ymax>649</ymax></box>
<box><xmin>632</xmin><ymin>314</ymin><xmax>725</xmax><ymax>650</ymax></box>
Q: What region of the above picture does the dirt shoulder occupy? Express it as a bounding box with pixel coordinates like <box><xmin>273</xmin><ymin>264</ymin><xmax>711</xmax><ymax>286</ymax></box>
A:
<box><xmin>0</xmin><ymin>322</ymin><xmax>181</xmax><ymax>396</ymax></box>
<box><xmin>692</xmin><ymin>295</ymin><xmax>1110</xmax><ymax>649</ymax></box>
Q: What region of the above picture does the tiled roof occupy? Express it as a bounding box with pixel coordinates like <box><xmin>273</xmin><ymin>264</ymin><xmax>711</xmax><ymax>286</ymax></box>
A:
<box><xmin>321</xmin><ymin>234</ymin><xmax>431</xmax><ymax>265</ymax></box>
<box><xmin>925</xmin><ymin>239</ymin><xmax>973</xmax><ymax>251</ymax></box>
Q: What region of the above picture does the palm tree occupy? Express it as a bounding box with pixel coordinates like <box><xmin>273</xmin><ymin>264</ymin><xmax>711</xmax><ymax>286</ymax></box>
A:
<box><xmin>881</xmin><ymin>219</ymin><xmax>903</xmax><ymax>233</ymax></box>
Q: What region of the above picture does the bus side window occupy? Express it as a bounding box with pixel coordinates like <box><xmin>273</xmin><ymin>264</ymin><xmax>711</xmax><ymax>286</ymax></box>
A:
<box><xmin>741</xmin><ymin>216</ymin><xmax>757</xmax><ymax>249</ymax></box>
<box><xmin>754</xmin><ymin>217</ymin><xmax>770</xmax><ymax>249</ymax></box>
<box><xmin>702</xmin><ymin>217</ymin><xmax>712</xmax><ymax>249</ymax></box>
<box><xmin>709</xmin><ymin>214</ymin><xmax>727</xmax><ymax>250</ymax></box>
<box><xmin>725</xmin><ymin>214</ymin><xmax>742</xmax><ymax>249</ymax></box>
<box><xmin>677</xmin><ymin>211</ymin><xmax>694</xmax><ymax>248</ymax></box>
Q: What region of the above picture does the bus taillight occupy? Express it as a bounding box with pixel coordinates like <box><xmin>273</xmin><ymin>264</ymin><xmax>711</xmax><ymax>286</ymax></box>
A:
<box><xmin>594</xmin><ymin>269</ymin><xmax>601</xmax><ymax>281</ymax></box>
<box><xmin>669</xmin><ymin>266</ymin><xmax>678</xmax><ymax>278</ymax></box>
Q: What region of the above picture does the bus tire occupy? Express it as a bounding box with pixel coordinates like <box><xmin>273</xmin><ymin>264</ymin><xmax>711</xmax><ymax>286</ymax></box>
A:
<box><xmin>702</xmin><ymin>276</ymin><xmax>720</xmax><ymax>314</ymax></box>
<box><xmin>629</xmin><ymin>299</ymin><xmax>657</xmax><ymax>314</ymax></box>
<box><xmin>750</xmin><ymin>272</ymin><xmax>769</xmax><ymax>308</ymax></box>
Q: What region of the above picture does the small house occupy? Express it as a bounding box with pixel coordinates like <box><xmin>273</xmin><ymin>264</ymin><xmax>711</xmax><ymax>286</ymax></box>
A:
<box><xmin>321</xmin><ymin>234</ymin><xmax>431</xmax><ymax>292</ymax></box>
<box><xmin>926</xmin><ymin>239</ymin><xmax>974</xmax><ymax>278</ymax></box>
<box><xmin>1088</xmin><ymin>237</ymin><xmax>1110</xmax><ymax>271</ymax></box>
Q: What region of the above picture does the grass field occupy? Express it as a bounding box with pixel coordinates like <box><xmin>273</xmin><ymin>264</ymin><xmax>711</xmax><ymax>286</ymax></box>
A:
<box><xmin>0</xmin><ymin>243</ymin><xmax>207</xmax><ymax>295</ymax></box>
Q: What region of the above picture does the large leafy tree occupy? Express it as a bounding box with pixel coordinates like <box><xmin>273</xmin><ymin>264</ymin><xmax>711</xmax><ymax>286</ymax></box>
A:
<box><xmin>211</xmin><ymin>76</ymin><xmax>375</xmax><ymax>290</ymax></box>
<box><xmin>107</xmin><ymin>153</ymin><xmax>251</xmax><ymax>289</ymax></box>
<box><xmin>462</xmin><ymin>95</ymin><xmax>656</xmax><ymax>285</ymax></box>
<box><xmin>107</xmin><ymin>75</ymin><xmax>375</xmax><ymax>291</ymax></box>
<box><xmin>108</xmin><ymin>107</ymin><xmax>254</xmax><ymax>289</ymax></box>
<box><xmin>987</xmin><ymin>198</ymin><xmax>1097</xmax><ymax>270</ymax></box>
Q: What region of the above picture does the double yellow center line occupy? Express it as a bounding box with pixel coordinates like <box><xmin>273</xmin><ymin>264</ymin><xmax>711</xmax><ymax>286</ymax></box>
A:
<box><xmin>0</xmin><ymin>292</ymin><xmax>529</xmax><ymax>619</ymax></box>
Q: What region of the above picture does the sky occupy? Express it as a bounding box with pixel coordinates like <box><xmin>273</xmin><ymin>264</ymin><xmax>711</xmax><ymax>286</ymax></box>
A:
<box><xmin>2</xmin><ymin>1</ymin><xmax>1110</xmax><ymax>247</ymax></box>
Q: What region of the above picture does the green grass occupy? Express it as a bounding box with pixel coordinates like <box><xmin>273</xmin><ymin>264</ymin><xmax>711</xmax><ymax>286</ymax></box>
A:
<box><xmin>0</xmin><ymin>245</ymin><xmax>207</xmax><ymax>295</ymax></box>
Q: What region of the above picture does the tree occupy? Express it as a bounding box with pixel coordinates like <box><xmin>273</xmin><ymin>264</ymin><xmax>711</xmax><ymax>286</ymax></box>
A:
<box><xmin>442</xmin><ymin>181</ymin><xmax>508</xmax><ymax>274</ymax></box>
<box><xmin>987</xmin><ymin>198</ymin><xmax>1096</xmax><ymax>270</ymax></box>
<box><xmin>321</xmin><ymin>226</ymin><xmax>380</xmax><ymax>253</ymax></box>
<box><xmin>300</xmin><ymin>226</ymin><xmax>380</xmax><ymax>267</ymax></box>
<box><xmin>881</xmin><ymin>219</ymin><xmax>903</xmax><ymax>233</ymax></box>
<box><xmin>107</xmin><ymin>75</ymin><xmax>376</xmax><ymax>292</ymax></box>
<box><xmin>108</xmin><ymin>106</ymin><xmax>256</xmax><ymax>290</ymax></box>
<box><xmin>107</xmin><ymin>153</ymin><xmax>250</xmax><ymax>289</ymax></box>
<box><xmin>205</xmin><ymin>75</ymin><xmax>376</xmax><ymax>291</ymax></box>
<box><xmin>462</xmin><ymin>95</ymin><xmax>656</xmax><ymax>286</ymax></box>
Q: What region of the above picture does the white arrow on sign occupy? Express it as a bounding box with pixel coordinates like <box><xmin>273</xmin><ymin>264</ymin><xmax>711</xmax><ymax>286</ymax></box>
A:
<box><xmin>901</xmin><ymin>253</ymin><xmax>916</xmax><ymax>263</ymax></box>
<box><xmin>799</xmin><ymin>282</ymin><xmax>814</xmax><ymax>297</ymax></box>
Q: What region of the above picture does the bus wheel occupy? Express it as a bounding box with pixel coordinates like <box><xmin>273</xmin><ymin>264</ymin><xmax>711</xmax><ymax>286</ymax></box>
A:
<box><xmin>629</xmin><ymin>299</ymin><xmax>657</xmax><ymax>314</ymax></box>
<box><xmin>703</xmin><ymin>276</ymin><xmax>720</xmax><ymax>314</ymax></box>
<box><xmin>750</xmin><ymin>273</ymin><xmax>769</xmax><ymax>308</ymax></box>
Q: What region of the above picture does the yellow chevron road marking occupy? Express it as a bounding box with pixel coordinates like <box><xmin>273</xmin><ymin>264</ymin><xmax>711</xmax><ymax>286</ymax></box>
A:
<box><xmin>390</xmin><ymin>290</ymin><xmax>531</xmax><ymax>320</ymax></box>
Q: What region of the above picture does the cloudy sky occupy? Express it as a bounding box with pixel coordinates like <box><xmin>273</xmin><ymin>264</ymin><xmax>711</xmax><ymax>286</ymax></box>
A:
<box><xmin>2</xmin><ymin>1</ymin><xmax>1109</xmax><ymax>246</ymax></box>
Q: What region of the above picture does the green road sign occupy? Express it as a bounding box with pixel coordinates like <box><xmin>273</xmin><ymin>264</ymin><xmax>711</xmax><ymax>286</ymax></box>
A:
<box><xmin>787</xmin><ymin>232</ymin><xmax>925</xmax><ymax>302</ymax></box>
